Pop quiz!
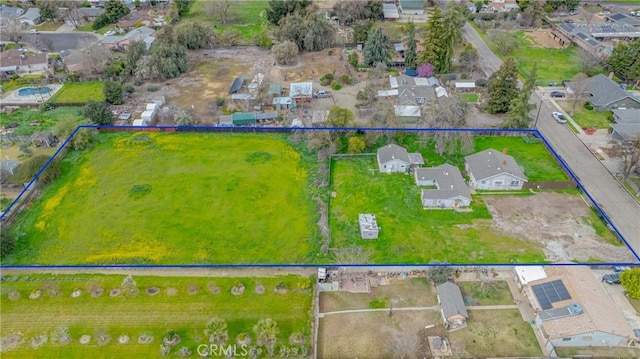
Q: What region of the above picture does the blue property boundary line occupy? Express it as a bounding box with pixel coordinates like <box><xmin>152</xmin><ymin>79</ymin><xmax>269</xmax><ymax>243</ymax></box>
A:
<box><xmin>1</xmin><ymin>125</ymin><xmax>638</xmax><ymax>267</ymax></box>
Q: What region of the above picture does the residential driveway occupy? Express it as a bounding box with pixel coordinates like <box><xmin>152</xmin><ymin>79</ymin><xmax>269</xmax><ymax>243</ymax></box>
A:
<box><xmin>531</xmin><ymin>91</ymin><xmax>640</xmax><ymax>259</ymax></box>
<box><xmin>461</xmin><ymin>23</ymin><xmax>502</xmax><ymax>78</ymax></box>
<box><xmin>591</xmin><ymin>269</ymin><xmax>640</xmax><ymax>332</ymax></box>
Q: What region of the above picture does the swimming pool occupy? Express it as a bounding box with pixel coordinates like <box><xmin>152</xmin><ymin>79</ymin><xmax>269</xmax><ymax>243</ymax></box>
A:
<box><xmin>17</xmin><ymin>87</ymin><xmax>53</xmax><ymax>96</ymax></box>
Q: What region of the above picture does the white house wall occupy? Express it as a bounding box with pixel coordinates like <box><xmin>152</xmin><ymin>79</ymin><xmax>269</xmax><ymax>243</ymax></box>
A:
<box><xmin>16</xmin><ymin>63</ymin><xmax>48</xmax><ymax>74</ymax></box>
<box><xmin>471</xmin><ymin>173</ymin><xmax>525</xmax><ymax>190</ymax></box>
<box><xmin>378</xmin><ymin>157</ymin><xmax>409</xmax><ymax>173</ymax></box>
<box><xmin>422</xmin><ymin>196</ymin><xmax>471</xmax><ymax>209</ymax></box>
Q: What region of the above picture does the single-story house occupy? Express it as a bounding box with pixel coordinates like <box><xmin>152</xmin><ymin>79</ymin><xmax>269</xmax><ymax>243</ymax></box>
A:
<box><xmin>604</xmin><ymin>13</ymin><xmax>640</xmax><ymax>27</ymax></box>
<box><xmin>611</xmin><ymin>109</ymin><xmax>640</xmax><ymax>143</ymax></box>
<box><xmin>415</xmin><ymin>164</ymin><xmax>472</xmax><ymax>209</ymax></box>
<box><xmin>0</xmin><ymin>6</ymin><xmax>24</xmax><ymax>27</ymax></box>
<box><xmin>398</xmin><ymin>86</ymin><xmax>436</xmax><ymax>106</ymax></box>
<box><xmin>382</xmin><ymin>3</ymin><xmax>399</xmax><ymax>20</ymax></box>
<box><xmin>394</xmin><ymin>105</ymin><xmax>421</xmax><ymax>121</ymax></box>
<box><xmin>528</xmin><ymin>266</ymin><xmax>635</xmax><ymax>348</ymax></box>
<box><xmin>569</xmin><ymin>74</ymin><xmax>640</xmax><ymax>111</ymax></box>
<box><xmin>18</xmin><ymin>7</ymin><xmax>41</xmax><ymax>26</ymax></box>
<box><xmin>465</xmin><ymin>148</ymin><xmax>527</xmax><ymax>190</ymax></box>
<box><xmin>358</xmin><ymin>214</ymin><xmax>379</xmax><ymax>239</ymax></box>
<box><xmin>101</xmin><ymin>26</ymin><xmax>156</xmax><ymax>51</ymax></box>
<box><xmin>0</xmin><ymin>50</ymin><xmax>48</xmax><ymax>74</ymax></box>
<box><xmin>613</xmin><ymin>109</ymin><xmax>640</xmax><ymax>125</ymax></box>
<box><xmin>399</xmin><ymin>0</ymin><xmax>425</xmax><ymax>15</ymax></box>
<box><xmin>231</xmin><ymin>112</ymin><xmax>256</xmax><ymax>126</ymax></box>
<box><xmin>117</xmin><ymin>10</ymin><xmax>153</xmax><ymax>29</ymax></box>
<box><xmin>436</xmin><ymin>282</ymin><xmax>468</xmax><ymax>330</ymax></box>
<box><xmin>377</xmin><ymin>143</ymin><xmax>424</xmax><ymax>174</ymax></box>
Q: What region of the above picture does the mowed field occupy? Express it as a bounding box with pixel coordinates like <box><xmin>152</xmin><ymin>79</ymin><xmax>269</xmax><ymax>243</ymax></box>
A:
<box><xmin>5</xmin><ymin>132</ymin><xmax>318</xmax><ymax>265</ymax></box>
<box><xmin>48</xmin><ymin>82</ymin><xmax>105</xmax><ymax>104</ymax></box>
<box><xmin>0</xmin><ymin>273</ymin><xmax>313</xmax><ymax>358</ymax></box>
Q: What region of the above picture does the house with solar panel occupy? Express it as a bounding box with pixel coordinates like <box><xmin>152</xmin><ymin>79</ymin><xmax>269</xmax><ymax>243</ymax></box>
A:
<box><xmin>525</xmin><ymin>266</ymin><xmax>635</xmax><ymax>349</ymax></box>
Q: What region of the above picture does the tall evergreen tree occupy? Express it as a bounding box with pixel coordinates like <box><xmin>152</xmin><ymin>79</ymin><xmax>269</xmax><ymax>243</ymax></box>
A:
<box><xmin>439</xmin><ymin>3</ymin><xmax>466</xmax><ymax>74</ymax></box>
<box><xmin>405</xmin><ymin>20</ymin><xmax>417</xmax><ymax>71</ymax></box>
<box><xmin>419</xmin><ymin>6</ymin><xmax>444</xmax><ymax>71</ymax></box>
<box><xmin>607</xmin><ymin>39</ymin><xmax>640</xmax><ymax>83</ymax></box>
<box><xmin>504</xmin><ymin>63</ymin><xmax>538</xmax><ymax>128</ymax></box>
<box><xmin>363</xmin><ymin>27</ymin><xmax>391</xmax><ymax>66</ymax></box>
<box><xmin>486</xmin><ymin>57</ymin><xmax>519</xmax><ymax>114</ymax></box>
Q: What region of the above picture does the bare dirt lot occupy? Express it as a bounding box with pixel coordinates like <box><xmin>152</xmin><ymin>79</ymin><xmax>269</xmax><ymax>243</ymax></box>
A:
<box><xmin>318</xmin><ymin>311</ymin><xmax>440</xmax><ymax>359</ymax></box>
<box><xmin>524</xmin><ymin>29</ymin><xmax>567</xmax><ymax>49</ymax></box>
<box><xmin>484</xmin><ymin>192</ymin><xmax>636</xmax><ymax>263</ymax></box>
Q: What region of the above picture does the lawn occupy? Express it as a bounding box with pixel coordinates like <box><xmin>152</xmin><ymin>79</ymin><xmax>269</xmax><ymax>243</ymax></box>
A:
<box><xmin>0</xmin><ymin>106</ymin><xmax>84</xmax><ymax>136</ymax></box>
<box><xmin>0</xmin><ymin>273</ymin><xmax>313</xmax><ymax>358</ymax></box>
<box><xmin>35</xmin><ymin>21</ymin><xmax>62</xmax><ymax>31</ymax></box>
<box><xmin>557</xmin><ymin>100</ymin><xmax>613</xmax><ymax>129</ymax></box>
<box><xmin>183</xmin><ymin>0</ymin><xmax>270</xmax><ymax>43</ymax></box>
<box><xmin>458</xmin><ymin>281</ymin><xmax>513</xmax><ymax>305</ymax></box>
<box><xmin>319</xmin><ymin>277</ymin><xmax>436</xmax><ymax>312</ymax></box>
<box><xmin>459</xmin><ymin>93</ymin><xmax>480</xmax><ymax>103</ymax></box>
<box><xmin>49</xmin><ymin>81</ymin><xmax>105</xmax><ymax>104</ymax></box>
<box><xmin>394</xmin><ymin>135</ymin><xmax>568</xmax><ymax>182</ymax></box>
<box><xmin>329</xmin><ymin>157</ymin><xmax>546</xmax><ymax>264</ymax></box>
<box><xmin>449</xmin><ymin>309</ymin><xmax>541</xmax><ymax>357</ymax></box>
<box><xmin>4</xmin><ymin>132</ymin><xmax>319</xmax><ymax>265</ymax></box>
<box><xmin>473</xmin><ymin>25</ymin><xmax>582</xmax><ymax>84</ymax></box>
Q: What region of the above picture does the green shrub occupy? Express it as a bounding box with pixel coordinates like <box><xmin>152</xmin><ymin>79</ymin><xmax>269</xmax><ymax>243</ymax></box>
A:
<box><xmin>368</xmin><ymin>298</ymin><xmax>388</xmax><ymax>309</ymax></box>
<box><xmin>147</xmin><ymin>85</ymin><xmax>159</xmax><ymax>92</ymax></box>
<box><xmin>584</xmin><ymin>102</ymin><xmax>593</xmax><ymax>110</ymax></box>
<box><xmin>340</xmin><ymin>74</ymin><xmax>350</xmax><ymax>85</ymax></box>
<box><xmin>328</xmin><ymin>49</ymin><xmax>334</xmax><ymax>56</ymax></box>
<box><xmin>332</xmin><ymin>83</ymin><xmax>342</xmax><ymax>91</ymax></box>
<box><xmin>356</xmin><ymin>90</ymin><xmax>367</xmax><ymax>101</ymax></box>
<box><xmin>216</xmin><ymin>98</ymin><xmax>226</xmax><ymax>107</ymax></box>
<box><xmin>123</xmin><ymin>83</ymin><xmax>135</xmax><ymax>94</ymax></box>
<box><xmin>348</xmin><ymin>52</ymin><xmax>358</xmax><ymax>68</ymax></box>
<box><xmin>320</xmin><ymin>73</ymin><xmax>334</xmax><ymax>86</ymax></box>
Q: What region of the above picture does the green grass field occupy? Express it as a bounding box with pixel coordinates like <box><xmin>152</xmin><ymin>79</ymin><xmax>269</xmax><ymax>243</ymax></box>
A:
<box><xmin>459</xmin><ymin>93</ymin><xmax>480</xmax><ymax>103</ymax></box>
<box><xmin>183</xmin><ymin>0</ymin><xmax>270</xmax><ymax>43</ymax></box>
<box><xmin>0</xmin><ymin>107</ymin><xmax>84</xmax><ymax>136</ymax></box>
<box><xmin>394</xmin><ymin>135</ymin><xmax>568</xmax><ymax>182</ymax></box>
<box><xmin>458</xmin><ymin>281</ymin><xmax>513</xmax><ymax>305</ymax></box>
<box><xmin>557</xmin><ymin>100</ymin><xmax>613</xmax><ymax>129</ymax></box>
<box><xmin>0</xmin><ymin>273</ymin><xmax>312</xmax><ymax>358</ymax></box>
<box><xmin>4</xmin><ymin>132</ymin><xmax>318</xmax><ymax>265</ymax></box>
<box><xmin>329</xmin><ymin>157</ymin><xmax>546</xmax><ymax>264</ymax></box>
<box><xmin>49</xmin><ymin>82</ymin><xmax>105</xmax><ymax>104</ymax></box>
<box><xmin>471</xmin><ymin>24</ymin><xmax>582</xmax><ymax>84</ymax></box>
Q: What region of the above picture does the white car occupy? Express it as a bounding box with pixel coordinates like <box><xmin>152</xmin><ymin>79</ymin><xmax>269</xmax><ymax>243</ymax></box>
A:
<box><xmin>552</xmin><ymin>112</ymin><xmax>567</xmax><ymax>124</ymax></box>
<box><xmin>29</xmin><ymin>29</ymin><xmax>39</xmax><ymax>34</ymax></box>
<box><xmin>104</xmin><ymin>30</ymin><xmax>117</xmax><ymax>36</ymax></box>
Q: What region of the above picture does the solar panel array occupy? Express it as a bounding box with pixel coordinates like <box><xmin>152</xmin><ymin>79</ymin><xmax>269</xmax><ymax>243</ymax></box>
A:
<box><xmin>611</xmin><ymin>13</ymin><xmax>625</xmax><ymax>21</ymax></box>
<box><xmin>532</xmin><ymin>280</ymin><xmax>571</xmax><ymax>310</ymax></box>
<box><xmin>601</xmin><ymin>25</ymin><xmax>616</xmax><ymax>33</ymax></box>
<box><xmin>559</xmin><ymin>24</ymin><xmax>575</xmax><ymax>32</ymax></box>
<box><xmin>576</xmin><ymin>32</ymin><xmax>588</xmax><ymax>40</ymax></box>
<box><xmin>587</xmin><ymin>39</ymin><xmax>600</xmax><ymax>47</ymax></box>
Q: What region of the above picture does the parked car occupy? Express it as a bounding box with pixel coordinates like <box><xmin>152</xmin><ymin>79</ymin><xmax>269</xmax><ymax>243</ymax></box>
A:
<box><xmin>552</xmin><ymin>112</ymin><xmax>567</xmax><ymax>124</ymax></box>
<box><xmin>550</xmin><ymin>91</ymin><xmax>565</xmax><ymax>98</ymax></box>
<box><xmin>314</xmin><ymin>90</ymin><xmax>331</xmax><ymax>98</ymax></box>
<box><xmin>603</xmin><ymin>273</ymin><xmax>621</xmax><ymax>284</ymax></box>
<box><xmin>104</xmin><ymin>30</ymin><xmax>117</xmax><ymax>36</ymax></box>
<box><xmin>29</xmin><ymin>29</ymin><xmax>39</xmax><ymax>34</ymax></box>
<box><xmin>614</xmin><ymin>266</ymin><xmax>631</xmax><ymax>273</ymax></box>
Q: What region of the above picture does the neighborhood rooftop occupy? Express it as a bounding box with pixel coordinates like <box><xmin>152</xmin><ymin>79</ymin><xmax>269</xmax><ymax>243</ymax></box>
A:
<box><xmin>436</xmin><ymin>282</ymin><xmax>469</xmax><ymax>320</ymax></box>
<box><xmin>465</xmin><ymin>148</ymin><xmax>526</xmax><ymax>182</ymax></box>
<box><xmin>377</xmin><ymin>143</ymin><xmax>424</xmax><ymax>166</ymax></box>
<box><xmin>415</xmin><ymin>164</ymin><xmax>471</xmax><ymax>201</ymax></box>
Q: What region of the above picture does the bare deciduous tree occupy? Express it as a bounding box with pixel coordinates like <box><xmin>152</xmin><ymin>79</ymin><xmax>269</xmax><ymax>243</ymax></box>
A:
<box><xmin>4</xmin><ymin>17</ymin><xmax>25</xmax><ymax>44</ymax></box>
<box><xmin>429</xmin><ymin>97</ymin><xmax>473</xmax><ymax>156</ymax></box>
<box><xmin>205</xmin><ymin>0</ymin><xmax>241</xmax><ymax>24</ymax></box>
<box><xmin>81</xmin><ymin>43</ymin><xmax>113</xmax><ymax>75</ymax></box>
<box><xmin>66</xmin><ymin>6</ymin><xmax>85</xmax><ymax>29</ymax></box>
<box><xmin>386</xmin><ymin>333</ymin><xmax>418</xmax><ymax>359</ymax></box>
<box><xmin>568</xmin><ymin>72</ymin><xmax>591</xmax><ymax>115</ymax></box>
<box><xmin>581</xmin><ymin>8</ymin><xmax>596</xmax><ymax>25</ymax></box>
<box><xmin>579</xmin><ymin>49</ymin><xmax>604</xmax><ymax>76</ymax></box>
<box><xmin>617</xmin><ymin>137</ymin><xmax>640</xmax><ymax>182</ymax></box>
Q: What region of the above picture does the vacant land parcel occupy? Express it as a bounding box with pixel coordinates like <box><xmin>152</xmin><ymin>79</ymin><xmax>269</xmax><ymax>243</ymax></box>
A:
<box><xmin>0</xmin><ymin>273</ymin><xmax>312</xmax><ymax>358</ymax></box>
<box><xmin>5</xmin><ymin>132</ymin><xmax>318</xmax><ymax>265</ymax></box>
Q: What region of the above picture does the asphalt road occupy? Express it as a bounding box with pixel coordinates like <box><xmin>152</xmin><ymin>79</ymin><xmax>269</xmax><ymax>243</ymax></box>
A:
<box><xmin>531</xmin><ymin>93</ymin><xmax>640</xmax><ymax>260</ymax></box>
<box><xmin>0</xmin><ymin>32</ymin><xmax>98</xmax><ymax>52</ymax></box>
<box><xmin>462</xmin><ymin>23</ymin><xmax>503</xmax><ymax>78</ymax></box>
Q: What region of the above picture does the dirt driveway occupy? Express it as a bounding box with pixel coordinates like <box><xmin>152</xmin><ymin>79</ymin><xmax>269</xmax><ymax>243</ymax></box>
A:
<box><xmin>484</xmin><ymin>192</ymin><xmax>636</xmax><ymax>263</ymax></box>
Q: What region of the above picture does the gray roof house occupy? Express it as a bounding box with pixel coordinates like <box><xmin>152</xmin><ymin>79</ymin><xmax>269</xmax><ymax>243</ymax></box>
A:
<box><xmin>575</xmin><ymin>74</ymin><xmax>640</xmax><ymax>111</ymax></box>
<box><xmin>18</xmin><ymin>7</ymin><xmax>41</xmax><ymax>26</ymax></box>
<box><xmin>465</xmin><ymin>149</ymin><xmax>527</xmax><ymax>190</ymax></box>
<box><xmin>613</xmin><ymin>109</ymin><xmax>640</xmax><ymax>124</ymax></box>
<box><xmin>382</xmin><ymin>3</ymin><xmax>399</xmax><ymax>20</ymax></box>
<box><xmin>436</xmin><ymin>282</ymin><xmax>469</xmax><ymax>330</ymax></box>
<box><xmin>611</xmin><ymin>109</ymin><xmax>640</xmax><ymax>143</ymax></box>
<box><xmin>399</xmin><ymin>0</ymin><xmax>425</xmax><ymax>15</ymax></box>
<box><xmin>415</xmin><ymin>164</ymin><xmax>472</xmax><ymax>209</ymax></box>
<box><xmin>377</xmin><ymin>144</ymin><xmax>424</xmax><ymax>174</ymax></box>
<box><xmin>0</xmin><ymin>6</ymin><xmax>24</xmax><ymax>27</ymax></box>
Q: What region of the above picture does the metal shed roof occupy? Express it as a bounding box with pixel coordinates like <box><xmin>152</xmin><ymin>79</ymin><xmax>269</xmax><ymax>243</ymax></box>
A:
<box><xmin>229</xmin><ymin>75</ymin><xmax>245</xmax><ymax>94</ymax></box>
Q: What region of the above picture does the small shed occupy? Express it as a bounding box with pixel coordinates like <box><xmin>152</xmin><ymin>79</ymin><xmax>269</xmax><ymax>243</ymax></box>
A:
<box><xmin>454</xmin><ymin>81</ymin><xmax>476</xmax><ymax>92</ymax></box>
<box><xmin>268</xmin><ymin>83</ymin><xmax>283</xmax><ymax>96</ymax></box>
<box><xmin>145</xmin><ymin>103</ymin><xmax>157</xmax><ymax>112</ymax></box>
<box><xmin>255</xmin><ymin>112</ymin><xmax>277</xmax><ymax>122</ymax></box>
<box><xmin>289</xmin><ymin>82</ymin><xmax>313</xmax><ymax>99</ymax></box>
<box><xmin>229</xmin><ymin>75</ymin><xmax>245</xmax><ymax>94</ymax></box>
<box><xmin>273</xmin><ymin>97</ymin><xmax>292</xmax><ymax>110</ymax></box>
<box><xmin>358</xmin><ymin>214</ymin><xmax>379</xmax><ymax>239</ymax></box>
<box><xmin>436</xmin><ymin>282</ymin><xmax>469</xmax><ymax>330</ymax></box>
<box><xmin>132</xmin><ymin>119</ymin><xmax>144</xmax><ymax>126</ymax></box>
<box><xmin>231</xmin><ymin>112</ymin><xmax>256</xmax><ymax>126</ymax></box>
<box><xmin>118</xmin><ymin>112</ymin><xmax>132</xmax><ymax>121</ymax></box>
<box><xmin>141</xmin><ymin>110</ymin><xmax>155</xmax><ymax>123</ymax></box>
